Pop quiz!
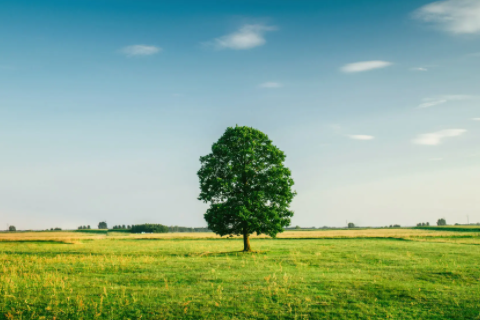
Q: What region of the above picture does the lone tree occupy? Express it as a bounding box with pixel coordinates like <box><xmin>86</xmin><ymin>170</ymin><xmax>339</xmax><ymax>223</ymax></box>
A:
<box><xmin>98</xmin><ymin>221</ymin><xmax>108</xmax><ymax>229</ymax></box>
<box><xmin>437</xmin><ymin>218</ymin><xmax>447</xmax><ymax>226</ymax></box>
<box><xmin>198</xmin><ymin>126</ymin><xmax>296</xmax><ymax>252</ymax></box>
<box><xmin>8</xmin><ymin>225</ymin><xmax>16</xmax><ymax>232</ymax></box>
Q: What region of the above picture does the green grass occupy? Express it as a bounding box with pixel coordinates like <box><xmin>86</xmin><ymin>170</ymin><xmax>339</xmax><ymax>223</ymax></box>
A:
<box><xmin>1</xmin><ymin>235</ymin><xmax>480</xmax><ymax>319</ymax></box>
<box><xmin>415</xmin><ymin>226</ymin><xmax>480</xmax><ymax>232</ymax></box>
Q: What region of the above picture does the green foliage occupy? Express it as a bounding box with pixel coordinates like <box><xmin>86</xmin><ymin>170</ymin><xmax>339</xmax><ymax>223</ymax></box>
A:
<box><xmin>416</xmin><ymin>222</ymin><xmax>429</xmax><ymax>227</ymax></box>
<box><xmin>437</xmin><ymin>218</ymin><xmax>447</xmax><ymax>226</ymax></box>
<box><xmin>348</xmin><ymin>222</ymin><xmax>355</xmax><ymax>228</ymax></box>
<box><xmin>75</xmin><ymin>229</ymin><xmax>108</xmax><ymax>234</ymax></box>
<box><xmin>98</xmin><ymin>221</ymin><xmax>108</xmax><ymax>229</ymax></box>
<box><xmin>8</xmin><ymin>226</ymin><xmax>16</xmax><ymax>232</ymax></box>
<box><xmin>131</xmin><ymin>224</ymin><xmax>169</xmax><ymax>233</ymax></box>
<box><xmin>415</xmin><ymin>226</ymin><xmax>480</xmax><ymax>232</ymax></box>
<box><xmin>198</xmin><ymin>126</ymin><xmax>296</xmax><ymax>250</ymax></box>
<box><xmin>388</xmin><ymin>224</ymin><xmax>401</xmax><ymax>228</ymax></box>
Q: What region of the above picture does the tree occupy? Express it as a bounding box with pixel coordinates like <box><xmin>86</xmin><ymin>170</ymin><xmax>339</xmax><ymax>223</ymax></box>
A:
<box><xmin>131</xmin><ymin>224</ymin><xmax>169</xmax><ymax>233</ymax></box>
<box><xmin>198</xmin><ymin>126</ymin><xmax>296</xmax><ymax>252</ymax></box>
<box><xmin>8</xmin><ymin>226</ymin><xmax>16</xmax><ymax>232</ymax></box>
<box><xmin>426</xmin><ymin>222</ymin><xmax>430</xmax><ymax>226</ymax></box>
<box><xmin>98</xmin><ymin>221</ymin><xmax>108</xmax><ymax>229</ymax></box>
<box><xmin>437</xmin><ymin>218</ymin><xmax>446</xmax><ymax>226</ymax></box>
<box><xmin>348</xmin><ymin>222</ymin><xmax>355</xmax><ymax>228</ymax></box>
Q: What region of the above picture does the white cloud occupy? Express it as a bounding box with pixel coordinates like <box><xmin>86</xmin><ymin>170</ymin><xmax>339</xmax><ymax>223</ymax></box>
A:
<box><xmin>121</xmin><ymin>45</ymin><xmax>161</xmax><ymax>57</ymax></box>
<box><xmin>413</xmin><ymin>129</ymin><xmax>466</xmax><ymax>146</ymax></box>
<box><xmin>411</xmin><ymin>67</ymin><xmax>428</xmax><ymax>71</ymax></box>
<box><xmin>417</xmin><ymin>95</ymin><xmax>472</xmax><ymax>108</ymax></box>
<box><xmin>413</xmin><ymin>0</ymin><xmax>480</xmax><ymax>34</ymax></box>
<box><xmin>209</xmin><ymin>24</ymin><xmax>276</xmax><ymax>50</ymax></box>
<box><xmin>418</xmin><ymin>99</ymin><xmax>447</xmax><ymax>108</ymax></box>
<box><xmin>348</xmin><ymin>135</ymin><xmax>375</xmax><ymax>140</ymax></box>
<box><xmin>341</xmin><ymin>61</ymin><xmax>392</xmax><ymax>73</ymax></box>
<box><xmin>259</xmin><ymin>82</ymin><xmax>282</xmax><ymax>88</ymax></box>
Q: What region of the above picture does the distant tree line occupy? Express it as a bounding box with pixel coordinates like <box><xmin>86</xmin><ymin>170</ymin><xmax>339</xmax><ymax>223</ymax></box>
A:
<box><xmin>112</xmin><ymin>225</ymin><xmax>130</xmax><ymax>230</ymax></box>
<box><xmin>416</xmin><ymin>222</ymin><xmax>430</xmax><ymax>227</ymax></box>
<box><xmin>168</xmin><ymin>226</ymin><xmax>210</xmax><ymax>232</ymax></box>
<box><xmin>78</xmin><ymin>225</ymin><xmax>91</xmax><ymax>230</ymax></box>
<box><xmin>131</xmin><ymin>224</ymin><xmax>169</xmax><ymax>233</ymax></box>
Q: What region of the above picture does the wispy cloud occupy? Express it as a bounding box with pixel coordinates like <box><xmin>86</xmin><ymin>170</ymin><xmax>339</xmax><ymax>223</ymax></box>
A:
<box><xmin>411</xmin><ymin>67</ymin><xmax>428</xmax><ymax>71</ymax></box>
<box><xmin>413</xmin><ymin>129</ymin><xmax>466</xmax><ymax>145</ymax></box>
<box><xmin>417</xmin><ymin>95</ymin><xmax>472</xmax><ymax>108</ymax></box>
<box><xmin>413</xmin><ymin>0</ymin><xmax>480</xmax><ymax>35</ymax></box>
<box><xmin>348</xmin><ymin>135</ymin><xmax>375</xmax><ymax>141</ymax></box>
<box><xmin>473</xmin><ymin>118</ymin><xmax>480</xmax><ymax>121</ymax></box>
<box><xmin>121</xmin><ymin>45</ymin><xmax>161</xmax><ymax>57</ymax></box>
<box><xmin>418</xmin><ymin>99</ymin><xmax>447</xmax><ymax>108</ymax></box>
<box><xmin>258</xmin><ymin>82</ymin><xmax>282</xmax><ymax>88</ymax></box>
<box><xmin>208</xmin><ymin>24</ymin><xmax>276</xmax><ymax>50</ymax></box>
<box><xmin>341</xmin><ymin>61</ymin><xmax>392</xmax><ymax>73</ymax></box>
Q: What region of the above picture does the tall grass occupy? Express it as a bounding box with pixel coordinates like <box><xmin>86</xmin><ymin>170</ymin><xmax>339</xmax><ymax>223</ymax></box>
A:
<box><xmin>1</xmin><ymin>230</ymin><xmax>479</xmax><ymax>319</ymax></box>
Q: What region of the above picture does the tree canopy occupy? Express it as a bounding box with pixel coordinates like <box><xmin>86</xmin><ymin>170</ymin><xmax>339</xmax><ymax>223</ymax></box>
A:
<box><xmin>197</xmin><ymin>126</ymin><xmax>296</xmax><ymax>251</ymax></box>
<box><xmin>98</xmin><ymin>221</ymin><xmax>108</xmax><ymax>229</ymax></box>
<box><xmin>437</xmin><ymin>218</ymin><xmax>447</xmax><ymax>226</ymax></box>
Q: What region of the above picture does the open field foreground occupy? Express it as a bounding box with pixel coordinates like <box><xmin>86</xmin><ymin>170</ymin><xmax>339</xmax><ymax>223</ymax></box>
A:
<box><xmin>1</xmin><ymin>230</ymin><xmax>480</xmax><ymax>319</ymax></box>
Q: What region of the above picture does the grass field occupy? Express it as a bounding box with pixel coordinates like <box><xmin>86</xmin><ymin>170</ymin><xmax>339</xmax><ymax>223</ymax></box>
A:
<box><xmin>1</xmin><ymin>229</ymin><xmax>480</xmax><ymax>319</ymax></box>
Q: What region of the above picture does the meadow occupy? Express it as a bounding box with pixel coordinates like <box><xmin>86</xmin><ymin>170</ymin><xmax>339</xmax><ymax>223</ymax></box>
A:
<box><xmin>1</xmin><ymin>229</ymin><xmax>480</xmax><ymax>319</ymax></box>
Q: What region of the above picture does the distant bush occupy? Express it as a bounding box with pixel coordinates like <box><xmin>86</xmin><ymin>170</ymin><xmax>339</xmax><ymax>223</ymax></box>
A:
<box><xmin>98</xmin><ymin>221</ymin><xmax>108</xmax><ymax>229</ymax></box>
<box><xmin>348</xmin><ymin>223</ymin><xmax>355</xmax><ymax>228</ymax></box>
<box><xmin>437</xmin><ymin>218</ymin><xmax>447</xmax><ymax>226</ymax></box>
<box><xmin>8</xmin><ymin>226</ymin><xmax>16</xmax><ymax>232</ymax></box>
<box><xmin>131</xmin><ymin>224</ymin><xmax>169</xmax><ymax>234</ymax></box>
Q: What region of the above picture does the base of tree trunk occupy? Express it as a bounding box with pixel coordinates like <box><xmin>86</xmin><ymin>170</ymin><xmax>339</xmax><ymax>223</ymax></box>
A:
<box><xmin>243</xmin><ymin>231</ymin><xmax>251</xmax><ymax>252</ymax></box>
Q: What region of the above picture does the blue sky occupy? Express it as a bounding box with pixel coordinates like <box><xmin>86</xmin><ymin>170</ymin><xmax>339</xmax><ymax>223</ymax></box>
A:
<box><xmin>1</xmin><ymin>0</ymin><xmax>479</xmax><ymax>229</ymax></box>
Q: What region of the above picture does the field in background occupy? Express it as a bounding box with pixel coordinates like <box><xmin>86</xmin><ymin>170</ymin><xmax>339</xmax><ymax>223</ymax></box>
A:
<box><xmin>1</xmin><ymin>228</ymin><xmax>480</xmax><ymax>319</ymax></box>
<box><xmin>1</xmin><ymin>228</ymin><xmax>480</xmax><ymax>245</ymax></box>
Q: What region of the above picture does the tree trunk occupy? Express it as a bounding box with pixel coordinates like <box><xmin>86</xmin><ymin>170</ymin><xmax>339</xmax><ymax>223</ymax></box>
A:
<box><xmin>243</xmin><ymin>229</ymin><xmax>251</xmax><ymax>252</ymax></box>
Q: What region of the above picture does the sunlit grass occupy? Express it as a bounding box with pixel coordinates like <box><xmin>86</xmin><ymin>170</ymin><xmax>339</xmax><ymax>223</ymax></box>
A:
<box><xmin>1</xmin><ymin>230</ymin><xmax>479</xmax><ymax>319</ymax></box>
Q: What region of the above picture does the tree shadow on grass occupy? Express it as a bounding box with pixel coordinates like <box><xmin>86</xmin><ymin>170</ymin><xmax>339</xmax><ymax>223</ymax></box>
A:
<box><xmin>191</xmin><ymin>250</ymin><xmax>268</xmax><ymax>257</ymax></box>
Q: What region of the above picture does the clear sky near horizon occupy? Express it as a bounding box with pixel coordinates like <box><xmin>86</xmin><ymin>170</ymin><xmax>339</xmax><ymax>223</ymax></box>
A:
<box><xmin>1</xmin><ymin>0</ymin><xmax>479</xmax><ymax>230</ymax></box>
